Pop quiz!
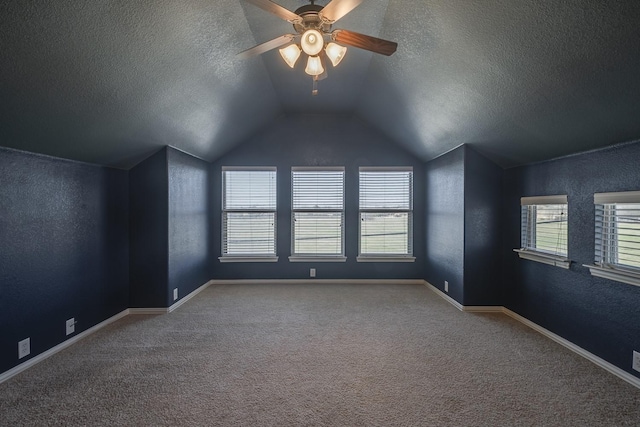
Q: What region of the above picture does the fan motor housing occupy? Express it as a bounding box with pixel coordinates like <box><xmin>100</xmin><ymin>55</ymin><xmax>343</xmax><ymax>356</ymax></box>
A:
<box><xmin>293</xmin><ymin>4</ymin><xmax>331</xmax><ymax>33</ymax></box>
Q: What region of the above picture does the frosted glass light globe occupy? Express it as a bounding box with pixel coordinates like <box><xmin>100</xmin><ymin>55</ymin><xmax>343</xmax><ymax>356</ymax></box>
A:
<box><xmin>279</xmin><ymin>44</ymin><xmax>301</xmax><ymax>68</ymax></box>
<box><xmin>301</xmin><ymin>29</ymin><xmax>324</xmax><ymax>56</ymax></box>
<box><xmin>325</xmin><ymin>42</ymin><xmax>347</xmax><ymax>66</ymax></box>
<box><xmin>305</xmin><ymin>55</ymin><xmax>325</xmax><ymax>76</ymax></box>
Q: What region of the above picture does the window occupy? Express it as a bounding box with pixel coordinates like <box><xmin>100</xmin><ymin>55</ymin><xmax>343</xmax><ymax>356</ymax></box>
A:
<box><xmin>220</xmin><ymin>167</ymin><xmax>277</xmax><ymax>262</ymax></box>
<box><xmin>290</xmin><ymin>167</ymin><xmax>345</xmax><ymax>261</ymax></box>
<box><xmin>514</xmin><ymin>195</ymin><xmax>570</xmax><ymax>268</ymax></box>
<box><xmin>358</xmin><ymin>167</ymin><xmax>414</xmax><ymax>262</ymax></box>
<box><xmin>585</xmin><ymin>191</ymin><xmax>640</xmax><ymax>287</ymax></box>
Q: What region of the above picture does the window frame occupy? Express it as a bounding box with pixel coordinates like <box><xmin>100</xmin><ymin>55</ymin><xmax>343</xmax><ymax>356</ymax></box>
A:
<box><xmin>289</xmin><ymin>166</ymin><xmax>346</xmax><ymax>262</ymax></box>
<box><xmin>219</xmin><ymin>166</ymin><xmax>278</xmax><ymax>263</ymax></box>
<box><xmin>357</xmin><ymin>167</ymin><xmax>415</xmax><ymax>262</ymax></box>
<box><xmin>584</xmin><ymin>191</ymin><xmax>640</xmax><ymax>287</ymax></box>
<box><xmin>514</xmin><ymin>194</ymin><xmax>570</xmax><ymax>269</ymax></box>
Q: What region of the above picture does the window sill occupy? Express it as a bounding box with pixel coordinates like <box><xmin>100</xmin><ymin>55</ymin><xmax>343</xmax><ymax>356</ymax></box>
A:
<box><xmin>583</xmin><ymin>264</ymin><xmax>640</xmax><ymax>288</ymax></box>
<box><xmin>218</xmin><ymin>256</ymin><xmax>279</xmax><ymax>263</ymax></box>
<box><xmin>513</xmin><ymin>249</ymin><xmax>571</xmax><ymax>269</ymax></box>
<box><xmin>357</xmin><ymin>256</ymin><xmax>416</xmax><ymax>263</ymax></box>
<box><xmin>288</xmin><ymin>256</ymin><xmax>347</xmax><ymax>263</ymax></box>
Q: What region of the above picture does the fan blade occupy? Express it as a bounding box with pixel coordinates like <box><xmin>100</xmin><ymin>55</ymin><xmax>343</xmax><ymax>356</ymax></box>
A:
<box><xmin>332</xmin><ymin>29</ymin><xmax>397</xmax><ymax>56</ymax></box>
<box><xmin>238</xmin><ymin>34</ymin><xmax>295</xmax><ymax>58</ymax></box>
<box><xmin>243</xmin><ymin>0</ymin><xmax>301</xmax><ymax>22</ymax></box>
<box><xmin>319</xmin><ymin>0</ymin><xmax>363</xmax><ymax>23</ymax></box>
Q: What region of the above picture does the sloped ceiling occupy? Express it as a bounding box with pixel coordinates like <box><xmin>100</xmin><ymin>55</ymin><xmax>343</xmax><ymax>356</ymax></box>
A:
<box><xmin>1</xmin><ymin>0</ymin><xmax>639</xmax><ymax>169</ymax></box>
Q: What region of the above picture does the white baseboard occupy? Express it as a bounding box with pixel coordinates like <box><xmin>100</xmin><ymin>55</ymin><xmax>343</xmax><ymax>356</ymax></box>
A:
<box><xmin>502</xmin><ymin>308</ymin><xmax>640</xmax><ymax>390</ymax></box>
<box><xmin>168</xmin><ymin>280</ymin><xmax>214</xmax><ymax>313</ymax></box>
<box><xmin>424</xmin><ymin>281</ymin><xmax>465</xmax><ymax>310</ymax></box>
<box><xmin>0</xmin><ymin>309</ymin><xmax>129</xmax><ymax>384</ymax></box>
<box><xmin>128</xmin><ymin>308</ymin><xmax>169</xmax><ymax>314</ymax></box>
<box><xmin>4</xmin><ymin>279</ymin><xmax>638</xmax><ymax>391</ymax></box>
<box><xmin>129</xmin><ymin>280</ymin><xmax>216</xmax><ymax>315</ymax></box>
<box><xmin>425</xmin><ymin>281</ymin><xmax>505</xmax><ymax>312</ymax></box>
<box><xmin>461</xmin><ymin>305</ymin><xmax>505</xmax><ymax>313</ymax></box>
<box><xmin>210</xmin><ymin>278</ymin><xmax>427</xmax><ymax>286</ymax></box>
<box><xmin>1</xmin><ymin>280</ymin><xmax>214</xmax><ymax>383</ymax></box>
<box><xmin>424</xmin><ymin>280</ymin><xmax>640</xmax><ymax>390</ymax></box>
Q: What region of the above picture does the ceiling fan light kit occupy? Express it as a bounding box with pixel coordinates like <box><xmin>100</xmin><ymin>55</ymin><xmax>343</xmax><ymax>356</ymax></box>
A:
<box><xmin>305</xmin><ymin>55</ymin><xmax>325</xmax><ymax>76</ymax></box>
<box><xmin>325</xmin><ymin>42</ymin><xmax>347</xmax><ymax>66</ymax></box>
<box><xmin>240</xmin><ymin>0</ymin><xmax>398</xmax><ymax>95</ymax></box>
<box><xmin>300</xmin><ymin>29</ymin><xmax>324</xmax><ymax>55</ymax></box>
<box><xmin>279</xmin><ymin>44</ymin><xmax>302</xmax><ymax>68</ymax></box>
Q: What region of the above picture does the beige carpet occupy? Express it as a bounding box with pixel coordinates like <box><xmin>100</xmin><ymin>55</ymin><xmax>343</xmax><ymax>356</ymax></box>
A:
<box><xmin>1</xmin><ymin>283</ymin><xmax>639</xmax><ymax>426</ymax></box>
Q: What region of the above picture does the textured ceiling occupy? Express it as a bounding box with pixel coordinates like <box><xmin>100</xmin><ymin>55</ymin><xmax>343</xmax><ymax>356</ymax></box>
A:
<box><xmin>1</xmin><ymin>0</ymin><xmax>640</xmax><ymax>169</ymax></box>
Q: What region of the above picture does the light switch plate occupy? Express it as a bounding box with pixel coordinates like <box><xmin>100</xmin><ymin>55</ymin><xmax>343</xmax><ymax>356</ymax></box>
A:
<box><xmin>66</xmin><ymin>318</ymin><xmax>75</xmax><ymax>336</ymax></box>
<box><xmin>18</xmin><ymin>338</ymin><xmax>30</xmax><ymax>359</ymax></box>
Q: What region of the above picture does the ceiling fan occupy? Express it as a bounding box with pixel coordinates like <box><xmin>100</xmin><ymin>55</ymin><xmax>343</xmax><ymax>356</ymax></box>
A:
<box><xmin>239</xmin><ymin>0</ymin><xmax>398</xmax><ymax>95</ymax></box>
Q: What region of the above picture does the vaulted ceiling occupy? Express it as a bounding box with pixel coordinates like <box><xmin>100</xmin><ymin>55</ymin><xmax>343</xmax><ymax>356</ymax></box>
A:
<box><xmin>1</xmin><ymin>0</ymin><xmax>639</xmax><ymax>169</ymax></box>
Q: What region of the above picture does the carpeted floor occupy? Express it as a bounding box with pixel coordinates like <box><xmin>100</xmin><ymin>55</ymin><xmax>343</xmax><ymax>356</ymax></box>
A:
<box><xmin>1</xmin><ymin>283</ymin><xmax>639</xmax><ymax>426</ymax></box>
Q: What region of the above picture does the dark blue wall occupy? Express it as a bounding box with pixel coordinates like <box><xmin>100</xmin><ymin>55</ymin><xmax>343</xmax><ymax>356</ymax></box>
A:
<box><xmin>129</xmin><ymin>148</ymin><xmax>168</xmax><ymax>308</ymax></box>
<box><xmin>503</xmin><ymin>141</ymin><xmax>640</xmax><ymax>378</ymax></box>
<box><xmin>212</xmin><ymin>114</ymin><xmax>425</xmax><ymax>280</ymax></box>
<box><xmin>425</xmin><ymin>146</ymin><xmax>465</xmax><ymax>302</ymax></box>
<box><xmin>129</xmin><ymin>147</ymin><xmax>211</xmax><ymax>308</ymax></box>
<box><xmin>0</xmin><ymin>147</ymin><xmax>129</xmax><ymax>373</ymax></box>
<box><xmin>425</xmin><ymin>145</ymin><xmax>503</xmax><ymax>305</ymax></box>
<box><xmin>464</xmin><ymin>146</ymin><xmax>503</xmax><ymax>305</ymax></box>
<box><xmin>168</xmin><ymin>147</ymin><xmax>211</xmax><ymax>300</ymax></box>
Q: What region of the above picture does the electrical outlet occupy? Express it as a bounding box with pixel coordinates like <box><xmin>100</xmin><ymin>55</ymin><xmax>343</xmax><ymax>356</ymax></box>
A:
<box><xmin>66</xmin><ymin>318</ymin><xmax>76</xmax><ymax>336</ymax></box>
<box><xmin>18</xmin><ymin>338</ymin><xmax>30</xmax><ymax>359</ymax></box>
<box><xmin>633</xmin><ymin>351</ymin><xmax>640</xmax><ymax>373</ymax></box>
<box><xmin>444</xmin><ymin>281</ymin><xmax>449</xmax><ymax>293</ymax></box>
<box><xmin>173</xmin><ymin>288</ymin><xmax>178</xmax><ymax>301</ymax></box>
<box><xmin>310</xmin><ymin>268</ymin><xmax>316</xmax><ymax>278</ymax></box>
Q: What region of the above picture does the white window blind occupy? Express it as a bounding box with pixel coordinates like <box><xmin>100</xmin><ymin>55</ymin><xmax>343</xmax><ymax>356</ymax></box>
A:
<box><xmin>520</xmin><ymin>195</ymin><xmax>568</xmax><ymax>257</ymax></box>
<box><xmin>359</xmin><ymin>168</ymin><xmax>413</xmax><ymax>256</ymax></box>
<box><xmin>594</xmin><ymin>191</ymin><xmax>640</xmax><ymax>270</ymax></box>
<box><xmin>291</xmin><ymin>168</ymin><xmax>344</xmax><ymax>257</ymax></box>
<box><xmin>222</xmin><ymin>168</ymin><xmax>276</xmax><ymax>257</ymax></box>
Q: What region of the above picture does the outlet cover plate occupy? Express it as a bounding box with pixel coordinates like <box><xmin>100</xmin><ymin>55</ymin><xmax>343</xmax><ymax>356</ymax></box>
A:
<box><xmin>633</xmin><ymin>351</ymin><xmax>640</xmax><ymax>372</ymax></box>
<box><xmin>66</xmin><ymin>318</ymin><xmax>75</xmax><ymax>336</ymax></box>
<box><xmin>173</xmin><ymin>288</ymin><xmax>178</xmax><ymax>301</ymax></box>
<box><xmin>444</xmin><ymin>281</ymin><xmax>449</xmax><ymax>293</ymax></box>
<box><xmin>310</xmin><ymin>268</ymin><xmax>316</xmax><ymax>278</ymax></box>
<box><xmin>18</xmin><ymin>338</ymin><xmax>30</xmax><ymax>359</ymax></box>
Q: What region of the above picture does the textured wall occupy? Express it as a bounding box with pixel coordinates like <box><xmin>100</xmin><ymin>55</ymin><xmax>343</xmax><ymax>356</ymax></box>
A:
<box><xmin>464</xmin><ymin>146</ymin><xmax>503</xmax><ymax>305</ymax></box>
<box><xmin>424</xmin><ymin>146</ymin><xmax>465</xmax><ymax>302</ymax></box>
<box><xmin>212</xmin><ymin>114</ymin><xmax>425</xmax><ymax>280</ymax></box>
<box><xmin>503</xmin><ymin>141</ymin><xmax>640</xmax><ymax>378</ymax></box>
<box><xmin>129</xmin><ymin>148</ymin><xmax>168</xmax><ymax>307</ymax></box>
<box><xmin>168</xmin><ymin>148</ymin><xmax>211</xmax><ymax>300</ymax></box>
<box><xmin>0</xmin><ymin>147</ymin><xmax>129</xmax><ymax>374</ymax></box>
